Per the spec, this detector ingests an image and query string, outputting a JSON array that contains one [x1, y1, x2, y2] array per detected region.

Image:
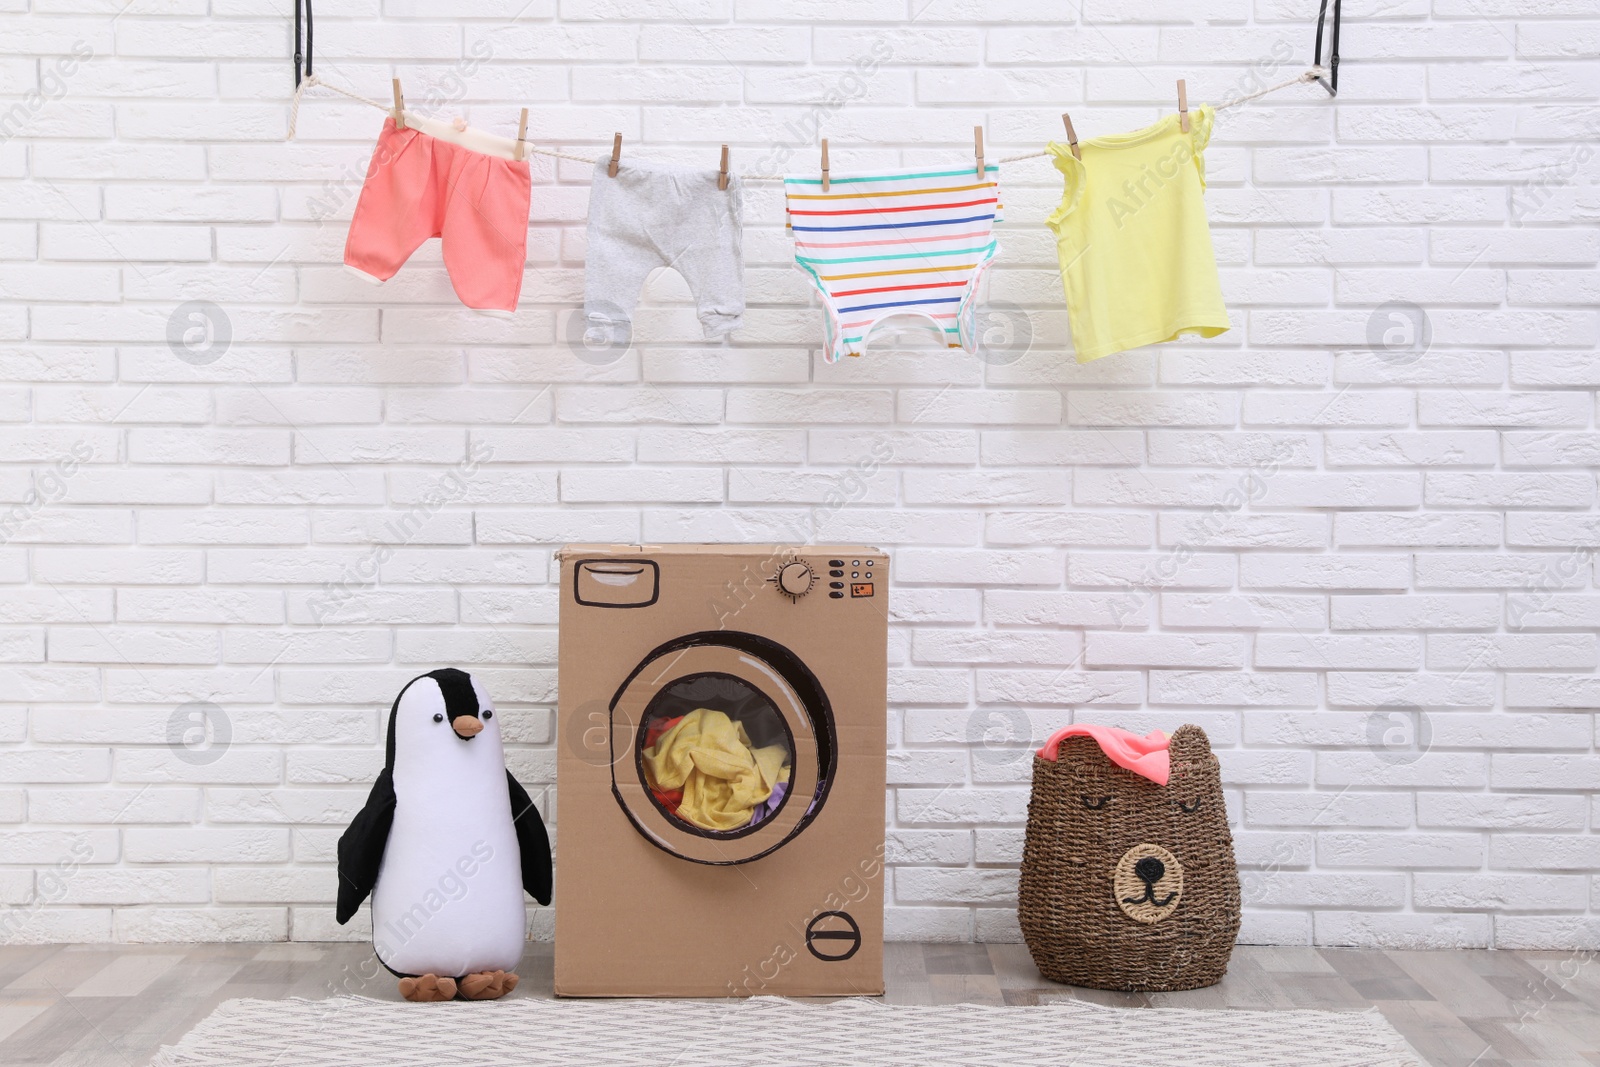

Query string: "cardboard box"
[[555, 544, 888, 997]]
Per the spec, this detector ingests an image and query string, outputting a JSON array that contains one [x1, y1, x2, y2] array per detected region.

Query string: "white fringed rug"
[[149, 994, 1422, 1066]]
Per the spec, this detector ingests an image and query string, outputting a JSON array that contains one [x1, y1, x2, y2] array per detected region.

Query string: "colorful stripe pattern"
[[784, 165, 1002, 362]]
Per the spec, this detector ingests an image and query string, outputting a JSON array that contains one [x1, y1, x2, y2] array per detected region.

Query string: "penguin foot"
[[458, 970, 519, 1000], [398, 974, 457, 1002]]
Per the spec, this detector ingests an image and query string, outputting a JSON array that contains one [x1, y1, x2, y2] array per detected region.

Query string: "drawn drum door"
[[607, 630, 837, 865]]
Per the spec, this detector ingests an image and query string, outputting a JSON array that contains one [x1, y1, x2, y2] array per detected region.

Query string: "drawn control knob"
[[776, 561, 816, 598]]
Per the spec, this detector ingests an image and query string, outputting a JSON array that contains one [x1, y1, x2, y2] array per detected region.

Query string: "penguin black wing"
[[506, 771, 553, 906], [336, 768, 396, 924]]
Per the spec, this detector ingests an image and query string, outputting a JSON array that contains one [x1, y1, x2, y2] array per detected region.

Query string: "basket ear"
[[1052, 733, 1107, 770], [1167, 723, 1213, 765]]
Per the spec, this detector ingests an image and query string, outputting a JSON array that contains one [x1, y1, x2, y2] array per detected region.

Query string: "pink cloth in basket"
[[1036, 724, 1170, 786]]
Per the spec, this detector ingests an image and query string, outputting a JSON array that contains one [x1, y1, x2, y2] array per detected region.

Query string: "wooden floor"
[[0, 942, 1595, 1066]]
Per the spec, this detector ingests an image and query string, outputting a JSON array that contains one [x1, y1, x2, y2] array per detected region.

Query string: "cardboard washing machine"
[[555, 544, 887, 997]]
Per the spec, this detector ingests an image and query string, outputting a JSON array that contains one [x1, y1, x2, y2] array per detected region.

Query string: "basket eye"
[[1177, 798, 1201, 813], [1081, 795, 1111, 810]]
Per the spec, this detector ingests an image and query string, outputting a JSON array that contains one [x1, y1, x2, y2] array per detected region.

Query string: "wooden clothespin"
[[513, 108, 527, 163], [608, 132, 622, 177], [717, 144, 729, 190], [974, 125, 985, 180], [1177, 79, 1189, 133], [391, 77, 406, 130], [820, 138, 829, 192], [1062, 113, 1080, 160]]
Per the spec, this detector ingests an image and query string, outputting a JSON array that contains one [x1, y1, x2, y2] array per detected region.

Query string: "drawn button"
[[805, 910, 862, 962]]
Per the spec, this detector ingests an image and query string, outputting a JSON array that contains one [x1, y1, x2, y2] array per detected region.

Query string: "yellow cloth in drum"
[[642, 708, 791, 832]]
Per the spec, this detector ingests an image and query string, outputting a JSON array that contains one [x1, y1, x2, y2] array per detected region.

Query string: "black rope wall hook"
[[293, 0, 314, 88], [1313, 0, 1341, 96]]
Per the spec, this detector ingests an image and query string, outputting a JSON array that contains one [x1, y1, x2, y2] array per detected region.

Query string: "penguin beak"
[[451, 716, 484, 739]]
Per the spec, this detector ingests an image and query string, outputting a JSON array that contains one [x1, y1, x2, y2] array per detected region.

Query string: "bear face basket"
[[1017, 723, 1240, 992]]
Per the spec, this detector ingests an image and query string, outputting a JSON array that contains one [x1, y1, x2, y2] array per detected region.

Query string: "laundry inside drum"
[[638, 674, 795, 834]]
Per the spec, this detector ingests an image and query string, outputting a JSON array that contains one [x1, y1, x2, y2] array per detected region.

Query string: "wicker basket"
[[1017, 723, 1240, 992]]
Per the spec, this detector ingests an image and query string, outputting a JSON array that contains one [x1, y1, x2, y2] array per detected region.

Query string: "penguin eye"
[[432, 713, 443, 723], [482, 710, 492, 720]]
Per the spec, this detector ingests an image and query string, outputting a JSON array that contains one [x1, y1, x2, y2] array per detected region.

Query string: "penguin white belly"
[[371, 785, 526, 978]]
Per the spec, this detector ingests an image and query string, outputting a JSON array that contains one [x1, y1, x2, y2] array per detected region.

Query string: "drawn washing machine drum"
[[609, 631, 837, 865]]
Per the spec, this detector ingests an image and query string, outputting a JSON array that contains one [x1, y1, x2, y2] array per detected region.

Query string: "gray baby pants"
[[583, 158, 745, 343]]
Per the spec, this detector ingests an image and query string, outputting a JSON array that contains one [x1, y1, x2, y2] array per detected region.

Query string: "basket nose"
[[1114, 843, 1184, 925]]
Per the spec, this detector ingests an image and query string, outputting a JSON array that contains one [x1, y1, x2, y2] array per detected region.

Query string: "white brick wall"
[[0, 1, 1597, 951]]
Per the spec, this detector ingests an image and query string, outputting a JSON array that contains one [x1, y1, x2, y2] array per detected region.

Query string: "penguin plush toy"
[[336, 668, 552, 1002]]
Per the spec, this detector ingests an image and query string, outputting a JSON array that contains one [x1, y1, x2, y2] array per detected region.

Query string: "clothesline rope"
[[287, 68, 1327, 178]]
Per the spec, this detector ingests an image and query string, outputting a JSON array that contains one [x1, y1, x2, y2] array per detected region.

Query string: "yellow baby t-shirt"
[[1046, 105, 1230, 363]]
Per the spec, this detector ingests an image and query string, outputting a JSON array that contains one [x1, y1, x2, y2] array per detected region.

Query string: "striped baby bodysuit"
[[784, 165, 1002, 362]]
